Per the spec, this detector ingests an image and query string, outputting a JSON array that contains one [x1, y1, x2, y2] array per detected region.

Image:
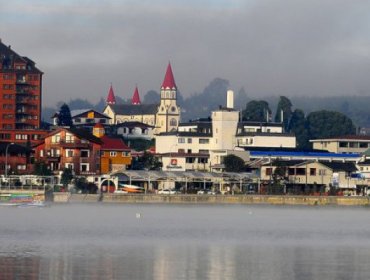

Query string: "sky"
[[1, 0, 370, 107]]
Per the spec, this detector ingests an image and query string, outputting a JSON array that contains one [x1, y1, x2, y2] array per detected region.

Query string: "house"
[[310, 135, 370, 154], [92, 124, 132, 174], [115, 121, 155, 140], [260, 160, 363, 195], [103, 63, 181, 134], [34, 127, 103, 176], [0, 142, 32, 175]]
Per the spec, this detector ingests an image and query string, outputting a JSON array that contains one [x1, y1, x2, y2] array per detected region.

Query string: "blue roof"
[[250, 150, 360, 158]]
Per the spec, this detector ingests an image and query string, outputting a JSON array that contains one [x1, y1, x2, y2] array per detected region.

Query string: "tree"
[[274, 96, 293, 131], [61, 168, 74, 188], [143, 90, 160, 104], [242, 100, 271, 122], [288, 109, 310, 150], [57, 103, 73, 127], [223, 154, 245, 172], [140, 152, 162, 170], [34, 162, 53, 176], [306, 110, 356, 140]]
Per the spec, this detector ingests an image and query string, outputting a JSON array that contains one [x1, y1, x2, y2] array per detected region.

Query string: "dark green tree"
[[143, 90, 160, 104], [140, 152, 162, 170], [223, 154, 245, 172], [34, 162, 53, 176], [57, 103, 73, 127], [288, 109, 310, 150], [242, 100, 271, 122], [61, 168, 74, 188], [306, 110, 356, 140], [274, 96, 293, 131]]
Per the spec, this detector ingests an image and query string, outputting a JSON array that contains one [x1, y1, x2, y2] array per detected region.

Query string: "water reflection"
[[1, 204, 370, 279]]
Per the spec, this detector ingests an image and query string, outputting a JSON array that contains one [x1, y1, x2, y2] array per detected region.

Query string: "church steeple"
[[161, 62, 177, 90], [131, 86, 141, 105], [106, 84, 116, 105]]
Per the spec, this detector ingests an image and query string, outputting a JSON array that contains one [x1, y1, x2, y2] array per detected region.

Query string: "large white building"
[[156, 90, 296, 171]]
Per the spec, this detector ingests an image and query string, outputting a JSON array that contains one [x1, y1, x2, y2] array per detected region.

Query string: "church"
[[103, 63, 181, 134]]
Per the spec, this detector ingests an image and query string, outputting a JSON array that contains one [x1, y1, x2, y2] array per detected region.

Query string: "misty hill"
[[42, 78, 370, 129]]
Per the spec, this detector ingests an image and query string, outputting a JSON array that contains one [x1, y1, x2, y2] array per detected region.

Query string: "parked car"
[[158, 189, 178, 195]]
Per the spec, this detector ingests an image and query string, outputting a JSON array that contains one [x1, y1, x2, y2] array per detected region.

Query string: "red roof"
[[101, 136, 130, 151], [161, 62, 177, 89], [131, 86, 141, 105], [106, 85, 116, 104]]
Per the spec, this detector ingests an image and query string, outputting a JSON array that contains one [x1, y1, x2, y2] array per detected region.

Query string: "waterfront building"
[[0, 39, 47, 144], [92, 123, 132, 173], [115, 121, 155, 141], [0, 142, 32, 175], [103, 63, 181, 134], [310, 135, 370, 154], [156, 90, 296, 171]]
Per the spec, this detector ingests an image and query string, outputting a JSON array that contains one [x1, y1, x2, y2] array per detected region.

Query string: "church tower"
[[106, 84, 116, 105], [131, 86, 141, 105], [156, 63, 180, 133]]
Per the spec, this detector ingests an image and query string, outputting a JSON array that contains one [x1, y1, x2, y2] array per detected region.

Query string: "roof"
[[161, 62, 177, 89], [111, 170, 257, 182], [319, 162, 358, 172], [0, 40, 42, 73], [131, 86, 141, 105], [310, 135, 370, 142], [42, 127, 103, 144], [72, 109, 110, 119], [106, 85, 116, 105], [100, 136, 130, 151], [238, 121, 283, 128], [115, 121, 154, 129], [109, 104, 158, 115]]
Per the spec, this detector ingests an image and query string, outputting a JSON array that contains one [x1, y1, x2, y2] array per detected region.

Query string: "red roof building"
[[106, 85, 116, 105], [131, 86, 141, 105], [161, 62, 177, 90]]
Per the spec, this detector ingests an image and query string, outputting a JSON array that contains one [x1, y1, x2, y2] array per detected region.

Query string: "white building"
[[156, 90, 296, 171]]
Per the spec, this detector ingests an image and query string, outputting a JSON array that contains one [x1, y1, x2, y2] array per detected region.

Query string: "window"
[[65, 163, 74, 169], [199, 150, 209, 154], [171, 106, 176, 112], [186, 157, 195, 163], [187, 138, 192, 143], [122, 151, 129, 156], [187, 149, 192, 154], [66, 133, 74, 143], [17, 165, 26, 170], [360, 142, 368, 148], [199, 158, 208, 164], [110, 151, 117, 157], [81, 150, 89, 157], [40, 150, 44, 157], [199, 138, 209, 144], [310, 168, 316, 176], [178, 138, 185, 144], [80, 163, 89, 172], [65, 149, 74, 157], [170, 118, 177, 126], [51, 134, 61, 143], [265, 168, 272, 176], [74, 118, 81, 123]]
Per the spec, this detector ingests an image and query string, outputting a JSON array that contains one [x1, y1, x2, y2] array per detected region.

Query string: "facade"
[[0, 40, 43, 130], [0, 142, 32, 175], [260, 160, 366, 195], [311, 135, 370, 154], [34, 127, 103, 176], [116, 121, 154, 140], [156, 91, 296, 171], [93, 124, 132, 174], [103, 63, 180, 134]]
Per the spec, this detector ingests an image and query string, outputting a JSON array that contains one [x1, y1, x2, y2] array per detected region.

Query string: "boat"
[[117, 184, 144, 193]]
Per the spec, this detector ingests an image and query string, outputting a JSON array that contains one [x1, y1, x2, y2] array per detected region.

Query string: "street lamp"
[[5, 142, 14, 178]]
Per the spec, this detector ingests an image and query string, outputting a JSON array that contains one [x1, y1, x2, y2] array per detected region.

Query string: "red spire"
[[131, 86, 141, 105], [106, 85, 116, 105], [161, 62, 177, 89]]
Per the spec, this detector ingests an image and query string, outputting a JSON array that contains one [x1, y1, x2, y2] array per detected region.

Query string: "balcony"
[[59, 140, 91, 149]]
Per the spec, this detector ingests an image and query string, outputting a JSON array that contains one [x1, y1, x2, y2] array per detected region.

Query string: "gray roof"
[[110, 104, 158, 115]]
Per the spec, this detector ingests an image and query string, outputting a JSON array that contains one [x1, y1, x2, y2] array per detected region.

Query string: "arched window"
[[170, 118, 177, 126], [171, 106, 176, 112]]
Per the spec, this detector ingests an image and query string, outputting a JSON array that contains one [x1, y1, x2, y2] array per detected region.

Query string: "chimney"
[[227, 90, 234, 109]]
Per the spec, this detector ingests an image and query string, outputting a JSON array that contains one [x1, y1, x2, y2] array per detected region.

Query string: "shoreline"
[[53, 193, 370, 206]]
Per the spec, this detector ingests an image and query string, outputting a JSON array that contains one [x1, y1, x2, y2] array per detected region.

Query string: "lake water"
[[1, 203, 370, 279]]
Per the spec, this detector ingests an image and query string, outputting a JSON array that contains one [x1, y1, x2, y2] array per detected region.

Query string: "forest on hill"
[[42, 78, 370, 130]]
